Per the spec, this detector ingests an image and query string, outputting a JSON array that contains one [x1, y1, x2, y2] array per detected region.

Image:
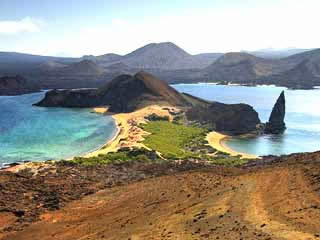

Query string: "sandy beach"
[[85, 105, 178, 158], [90, 105, 258, 160], [206, 131, 259, 159], [92, 107, 109, 114]]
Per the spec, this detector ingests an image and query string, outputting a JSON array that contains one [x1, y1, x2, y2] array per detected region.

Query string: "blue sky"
[[0, 0, 319, 57]]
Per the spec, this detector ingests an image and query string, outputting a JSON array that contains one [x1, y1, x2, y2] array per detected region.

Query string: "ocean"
[[0, 92, 117, 166], [173, 84, 320, 156]]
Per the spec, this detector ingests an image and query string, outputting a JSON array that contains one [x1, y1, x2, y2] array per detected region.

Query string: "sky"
[[0, 0, 319, 57]]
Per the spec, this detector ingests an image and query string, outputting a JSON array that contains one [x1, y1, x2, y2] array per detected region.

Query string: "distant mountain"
[[85, 42, 223, 70], [203, 52, 283, 83], [261, 59, 320, 89], [0, 75, 40, 95], [122, 42, 190, 69], [2, 44, 320, 89], [121, 43, 223, 69], [61, 60, 104, 75], [0, 52, 77, 64], [193, 53, 224, 63], [36, 61, 67, 71], [283, 48, 320, 67], [83, 53, 123, 64], [29, 60, 108, 89], [244, 48, 313, 59]]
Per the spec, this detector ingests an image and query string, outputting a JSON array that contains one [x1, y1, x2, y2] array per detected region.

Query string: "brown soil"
[[1, 153, 320, 240]]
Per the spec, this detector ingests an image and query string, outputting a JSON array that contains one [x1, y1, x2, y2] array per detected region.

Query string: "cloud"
[[0, 17, 44, 35]]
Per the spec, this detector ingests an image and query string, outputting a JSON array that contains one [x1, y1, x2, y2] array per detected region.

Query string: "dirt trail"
[[2, 161, 320, 240]]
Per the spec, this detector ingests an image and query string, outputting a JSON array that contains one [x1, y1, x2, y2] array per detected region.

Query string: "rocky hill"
[[0, 75, 40, 95], [36, 61, 67, 72], [60, 60, 104, 75], [29, 60, 109, 89], [203, 52, 284, 84], [85, 42, 223, 70], [34, 71, 190, 112], [261, 59, 320, 89], [186, 100, 261, 135]]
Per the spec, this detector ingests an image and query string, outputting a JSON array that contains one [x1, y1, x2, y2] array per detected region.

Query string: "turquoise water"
[[0, 92, 117, 165], [173, 84, 320, 156], [1, 86, 319, 164]]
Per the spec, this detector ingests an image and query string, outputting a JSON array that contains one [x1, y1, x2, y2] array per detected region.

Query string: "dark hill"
[[98, 71, 189, 112], [0, 75, 40, 96], [186, 101, 261, 135], [283, 48, 320, 67], [261, 60, 320, 89], [122, 42, 191, 69], [61, 60, 104, 75], [36, 61, 66, 71], [203, 52, 283, 83], [34, 71, 189, 112]]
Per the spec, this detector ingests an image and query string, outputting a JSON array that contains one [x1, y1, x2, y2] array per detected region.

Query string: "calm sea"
[[173, 84, 320, 156], [0, 92, 117, 165]]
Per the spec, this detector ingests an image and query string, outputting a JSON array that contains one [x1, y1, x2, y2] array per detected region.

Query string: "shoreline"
[[1, 105, 258, 172], [88, 106, 259, 159], [76, 117, 121, 158], [206, 131, 259, 159], [84, 105, 178, 158]]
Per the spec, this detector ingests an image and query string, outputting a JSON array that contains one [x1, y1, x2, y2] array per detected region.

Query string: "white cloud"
[[0, 17, 44, 35]]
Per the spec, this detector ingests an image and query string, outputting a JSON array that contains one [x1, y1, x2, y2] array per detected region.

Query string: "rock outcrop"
[[186, 102, 261, 136], [264, 91, 286, 134], [0, 75, 40, 96]]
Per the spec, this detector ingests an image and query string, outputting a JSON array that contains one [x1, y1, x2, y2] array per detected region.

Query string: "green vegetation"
[[141, 120, 250, 166], [141, 120, 208, 159], [71, 148, 161, 166], [69, 116, 252, 167], [208, 157, 249, 166], [145, 113, 169, 122]]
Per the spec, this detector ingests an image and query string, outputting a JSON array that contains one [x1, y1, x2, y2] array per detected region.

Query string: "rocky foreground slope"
[[1, 152, 320, 240]]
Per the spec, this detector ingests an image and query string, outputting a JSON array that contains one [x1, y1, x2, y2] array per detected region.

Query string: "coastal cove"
[[0, 92, 117, 166], [1, 83, 320, 167], [173, 83, 320, 156]]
